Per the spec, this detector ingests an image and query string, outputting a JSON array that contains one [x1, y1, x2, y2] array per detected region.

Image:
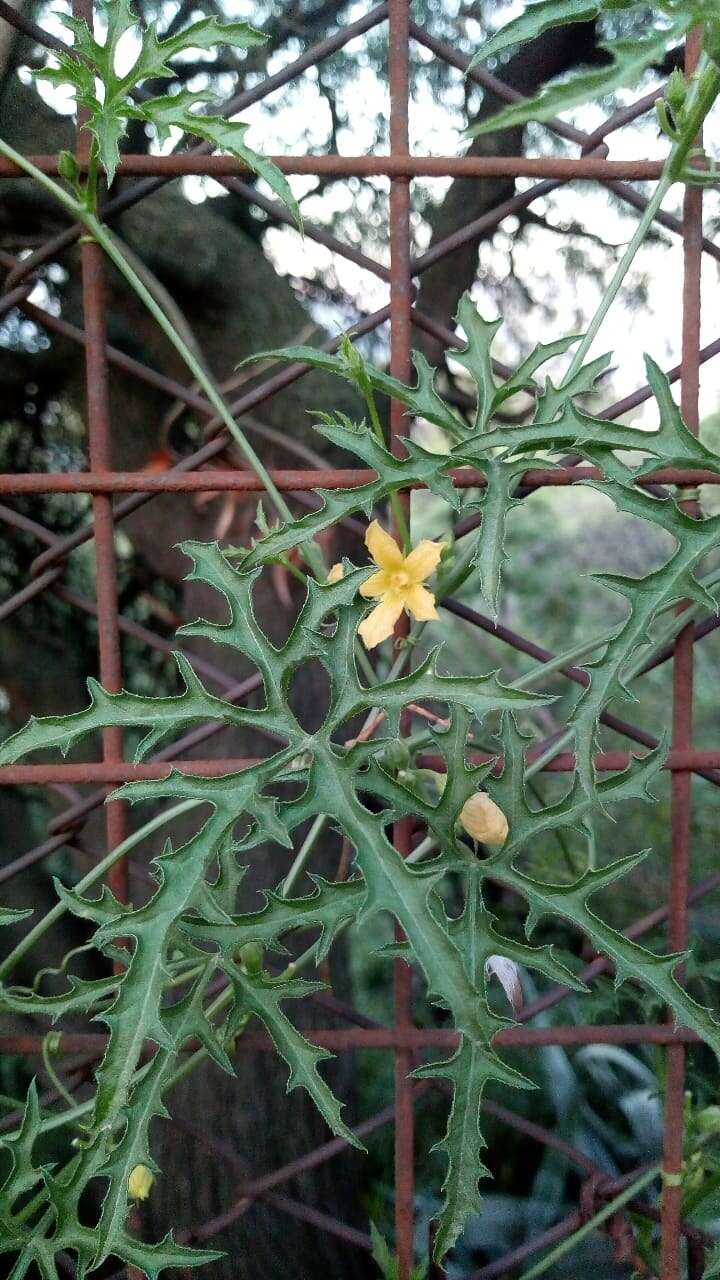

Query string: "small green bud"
[[58, 150, 80, 185], [382, 740, 410, 772], [667, 67, 688, 117], [239, 941, 264, 975], [340, 333, 363, 375]]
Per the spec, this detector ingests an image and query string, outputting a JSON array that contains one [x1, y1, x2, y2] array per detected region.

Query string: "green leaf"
[[370, 1221, 429, 1278], [370, 1221, 399, 1280], [242, 295, 589, 440], [0, 1080, 44, 1241], [452, 294, 501, 432], [120, 1233, 224, 1279], [0, 649, 284, 765], [468, 0, 603, 67], [227, 426, 454, 568], [156, 16, 265, 59], [224, 961, 361, 1148], [239, 342, 467, 439], [125, 16, 264, 85], [421, 1040, 495, 1258], [469, 25, 690, 135], [422, 860, 569, 1259], [461, 455, 532, 617], [181, 875, 365, 959], [497, 856, 720, 1060], [0, 972, 119, 1020], [6, 309, 720, 1268], [0, 906, 32, 926], [132, 98, 300, 228], [495, 333, 582, 409], [532, 352, 612, 421], [37, 2, 296, 227]]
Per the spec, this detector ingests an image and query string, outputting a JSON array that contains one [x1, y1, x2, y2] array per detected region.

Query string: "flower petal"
[[404, 538, 445, 583], [404, 584, 439, 622], [358, 595, 404, 649], [365, 520, 404, 571], [326, 563, 344, 584], [359, 569, 391, 599]]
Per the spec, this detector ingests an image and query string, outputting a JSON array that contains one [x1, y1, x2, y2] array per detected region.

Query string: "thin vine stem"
[[0, 135, 327, 580], [562, 55, 720, 386], [518, 1164, 660, 1280], [0, 798, 202, 981]]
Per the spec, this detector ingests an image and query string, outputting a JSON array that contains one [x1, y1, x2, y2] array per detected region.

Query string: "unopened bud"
[[459, 793, 508, 847], [667, 67, 688, 117], [58, 150, 80, 185], [382, 740, 410, 772], [239, 942, 264, 975], [128, 1165, 154, 1200]]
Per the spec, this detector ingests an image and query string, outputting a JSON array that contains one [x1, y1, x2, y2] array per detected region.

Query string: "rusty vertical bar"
[[388, 2, 415, 1277], [74, 0, 128, 903], [660, 26, 704, 1280]]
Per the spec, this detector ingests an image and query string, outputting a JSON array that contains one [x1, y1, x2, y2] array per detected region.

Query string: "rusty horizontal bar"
[[0, 1024, 699, 1058], [0, 759, 264, 784], [3, 463, 720, 495], [3, 747, 720, 786], [0, 154, 667, 180]]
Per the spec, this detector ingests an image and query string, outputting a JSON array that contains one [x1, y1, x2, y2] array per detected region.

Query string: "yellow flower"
[[459, 793, 508, 847], [128, 1164, 155, 1201], [326, 562, 344, 584], [358, 521, 445, 649]]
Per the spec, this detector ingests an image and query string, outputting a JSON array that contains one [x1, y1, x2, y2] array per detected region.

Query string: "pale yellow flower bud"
[[128, 1164, 155, 1201], [326, 563, 344, 584], [459, 793, 508, 847]]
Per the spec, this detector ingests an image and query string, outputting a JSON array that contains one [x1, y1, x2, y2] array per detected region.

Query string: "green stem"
[[282, 814, 327, 897], [518, 1164, 659, 1280], [41, 1034, 77, 1111], [406, 834, 437, 864], [524, 727, 573, 783], [361, 381, 411, 552], [0, 799, 202, 981], [562, 56, 720, 386], [0, 135, 326, 582], [527, 776, 578, 875], [561, 173, 673, 386], [85, 212, 328, 575]]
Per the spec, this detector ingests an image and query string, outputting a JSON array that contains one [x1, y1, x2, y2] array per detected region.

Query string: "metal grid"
[[0, 2, 716, 1276]]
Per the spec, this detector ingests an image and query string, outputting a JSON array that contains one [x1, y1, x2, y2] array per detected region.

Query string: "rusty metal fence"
[[0, 2, 717, 1276]]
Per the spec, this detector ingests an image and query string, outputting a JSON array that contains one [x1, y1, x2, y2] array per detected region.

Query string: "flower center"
[[389, 569, 411, 591]]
